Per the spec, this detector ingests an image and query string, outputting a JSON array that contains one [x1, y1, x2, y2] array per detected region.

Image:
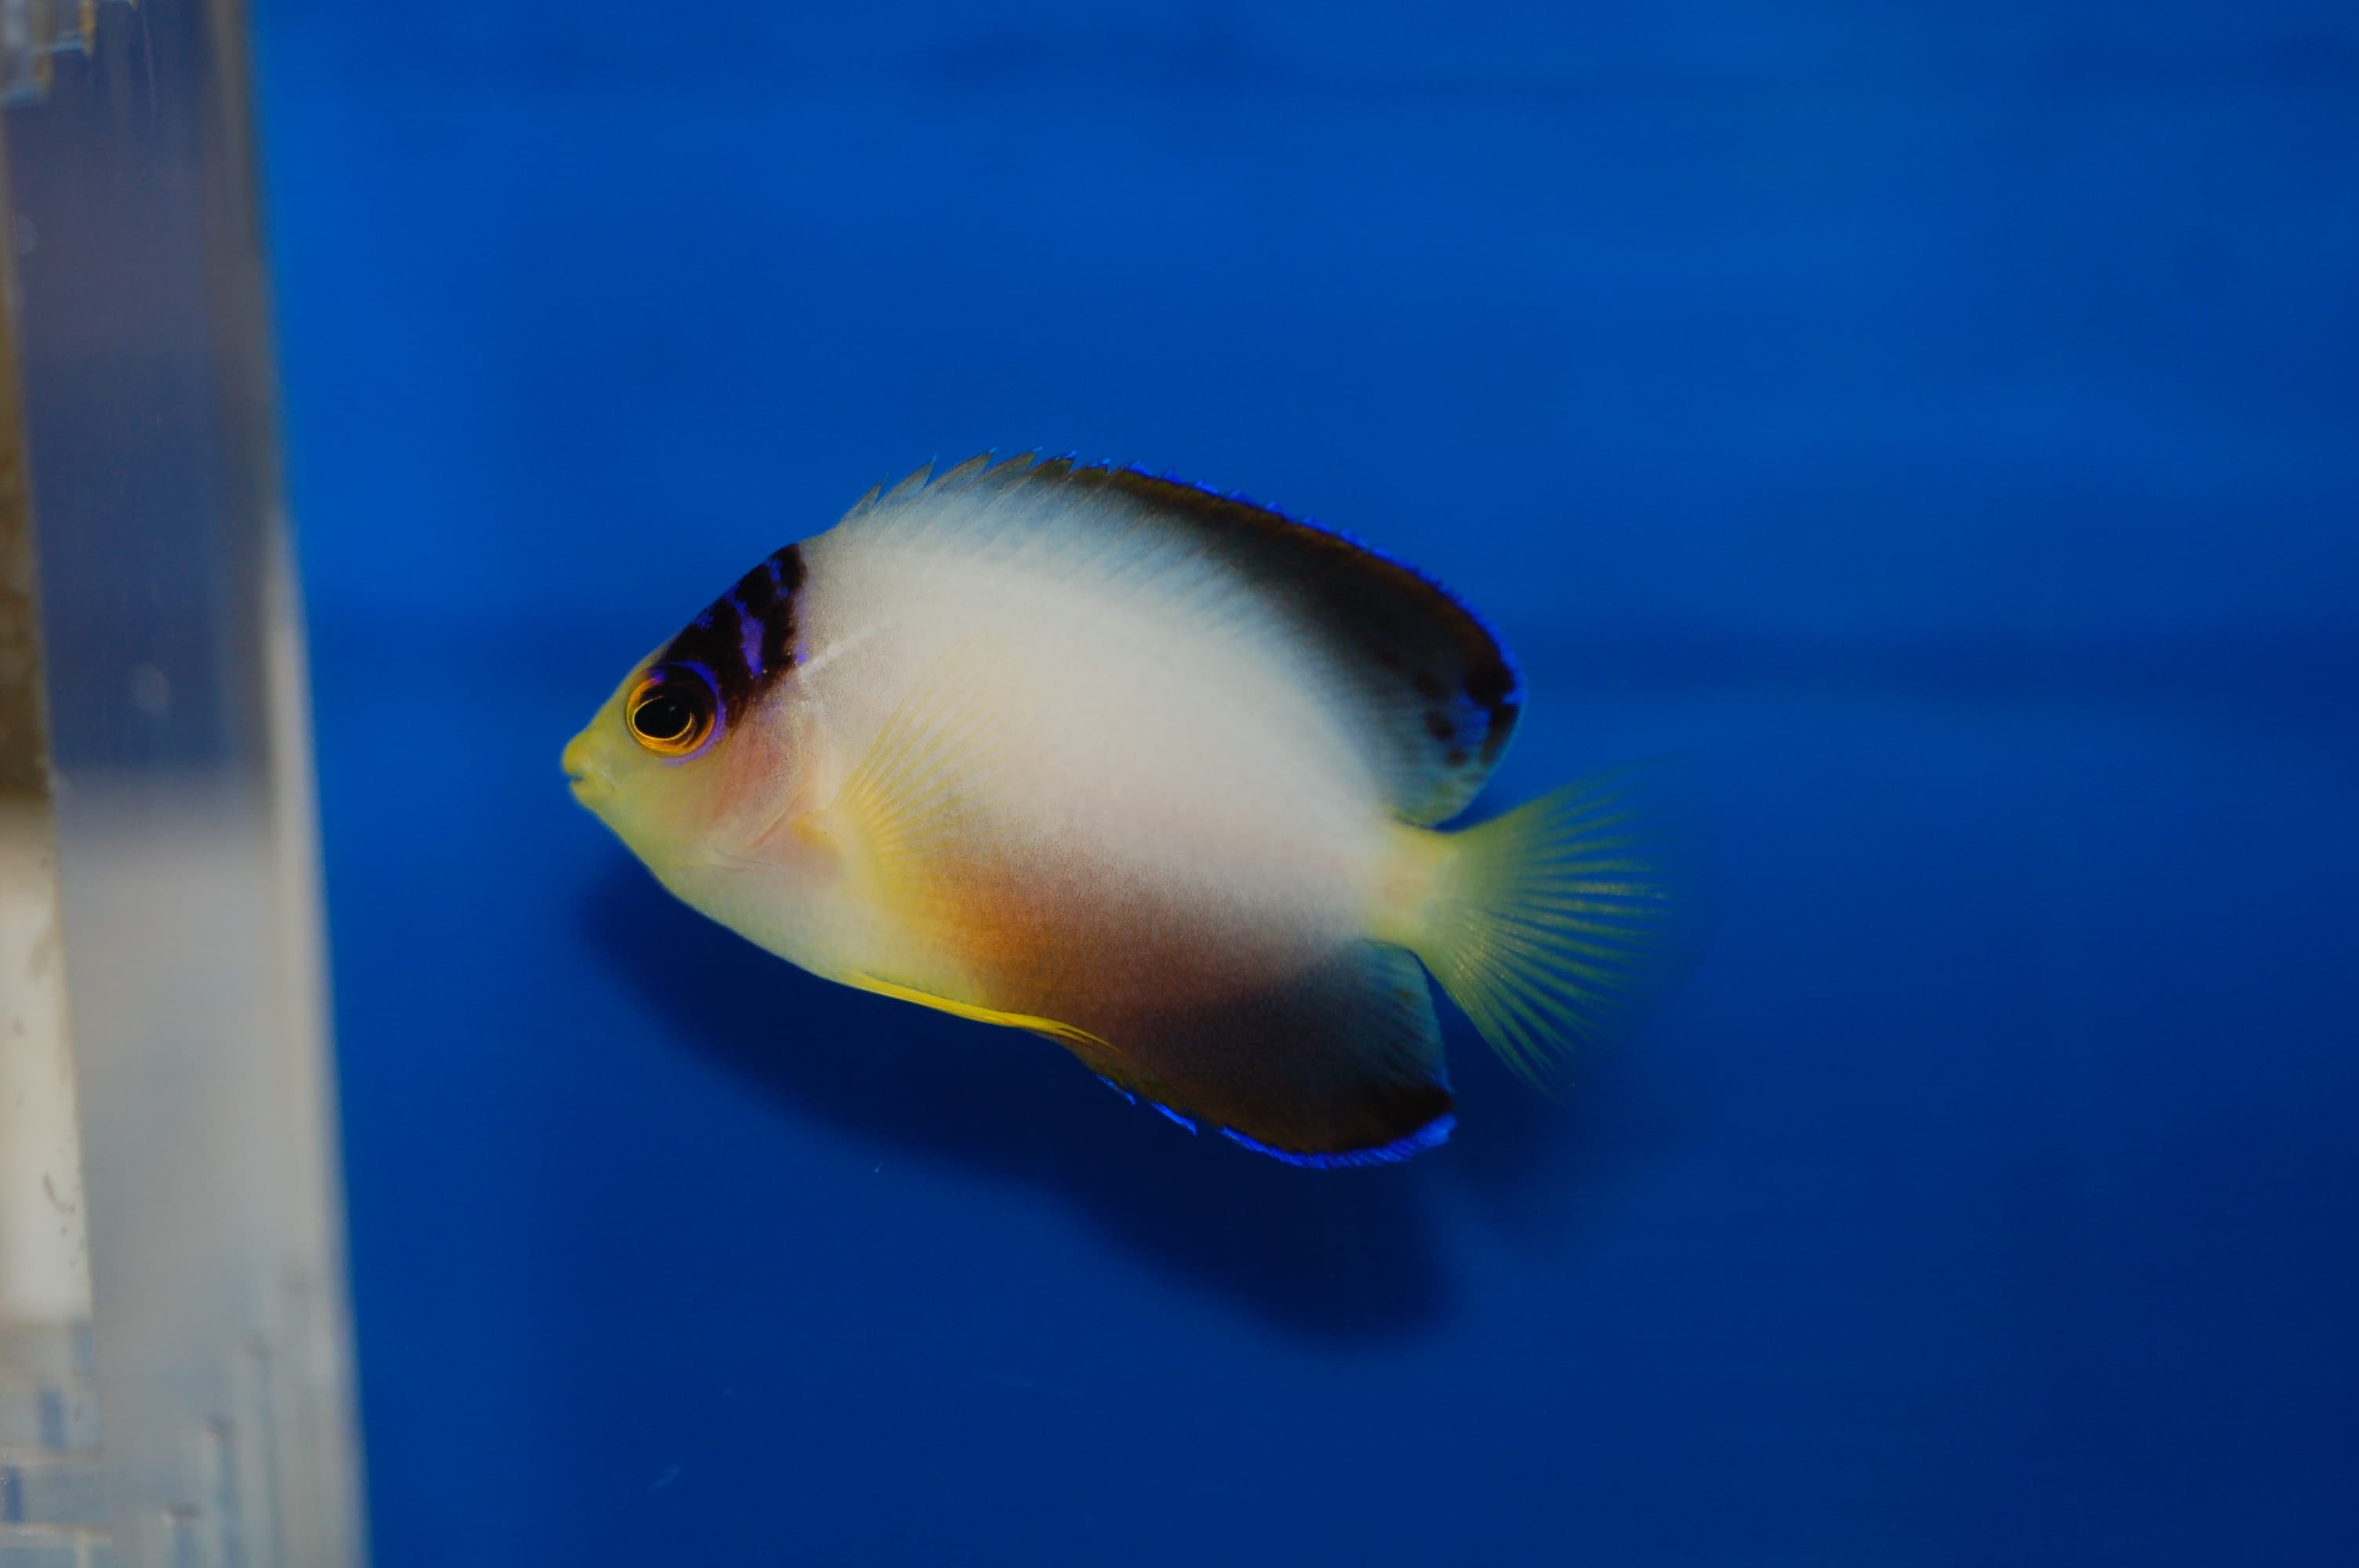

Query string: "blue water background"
[[253, 3, 2357, 1563]]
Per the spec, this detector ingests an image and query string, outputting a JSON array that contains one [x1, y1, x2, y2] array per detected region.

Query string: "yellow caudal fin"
[[1398, 765, 1696, 1087]]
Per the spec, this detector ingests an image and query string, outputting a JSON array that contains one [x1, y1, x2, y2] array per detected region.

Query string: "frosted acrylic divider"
[[0, 2, 366, 1566]]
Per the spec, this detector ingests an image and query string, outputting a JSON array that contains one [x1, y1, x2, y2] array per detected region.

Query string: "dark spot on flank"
[[1423, 711, 1456, 742]]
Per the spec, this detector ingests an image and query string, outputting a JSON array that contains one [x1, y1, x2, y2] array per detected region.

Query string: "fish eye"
[[625, 665, 718, 757]]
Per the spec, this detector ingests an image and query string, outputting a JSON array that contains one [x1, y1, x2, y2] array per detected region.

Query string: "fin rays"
[[829, 637, 1012, 898], [1408, 766, 1695, 1087]]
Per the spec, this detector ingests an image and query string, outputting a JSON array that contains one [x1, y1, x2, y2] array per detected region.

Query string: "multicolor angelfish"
[[563, 455, 1684, 1167]]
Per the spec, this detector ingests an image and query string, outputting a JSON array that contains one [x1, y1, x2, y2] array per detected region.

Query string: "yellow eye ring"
[[625, 665, 718, 757]]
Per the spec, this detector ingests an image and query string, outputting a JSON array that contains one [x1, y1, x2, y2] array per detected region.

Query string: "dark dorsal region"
[[850, 455, 1527, 826], [656, 544, 805, 727], [1096, 466, 1525, 791]]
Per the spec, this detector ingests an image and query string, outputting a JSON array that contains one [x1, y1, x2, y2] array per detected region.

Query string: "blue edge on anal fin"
[[1095, 1077, 1456, 1168]]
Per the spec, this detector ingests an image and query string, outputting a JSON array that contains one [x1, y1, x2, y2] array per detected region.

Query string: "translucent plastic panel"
[[0, 2, 364, 1564]]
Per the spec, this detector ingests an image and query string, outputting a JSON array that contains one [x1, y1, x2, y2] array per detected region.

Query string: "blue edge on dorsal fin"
[[1095, 1078, 1456, 1168]]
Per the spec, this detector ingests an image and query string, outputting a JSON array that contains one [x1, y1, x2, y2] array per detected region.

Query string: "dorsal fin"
[[833, 453, 1525, 825]]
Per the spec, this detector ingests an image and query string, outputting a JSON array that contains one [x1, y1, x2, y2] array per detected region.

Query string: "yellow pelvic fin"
[[841, 971, 1114, 1055]]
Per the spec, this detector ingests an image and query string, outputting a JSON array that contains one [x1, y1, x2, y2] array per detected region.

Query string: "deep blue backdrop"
[[252, 3, 2357, 1563]]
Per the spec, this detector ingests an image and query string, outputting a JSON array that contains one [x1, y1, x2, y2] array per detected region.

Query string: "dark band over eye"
[[625, 663, 719, 757]]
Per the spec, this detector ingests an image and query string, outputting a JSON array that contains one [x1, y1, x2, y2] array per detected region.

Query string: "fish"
[[562, 454, 1685, 1167]]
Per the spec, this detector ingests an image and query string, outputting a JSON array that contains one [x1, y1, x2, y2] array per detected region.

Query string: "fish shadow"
[[580, 855, 1691, 1340], [580, 865, 1485, 1340]]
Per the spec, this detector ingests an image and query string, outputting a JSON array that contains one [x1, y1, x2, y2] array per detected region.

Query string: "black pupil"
[[632, 691, 698, 742]]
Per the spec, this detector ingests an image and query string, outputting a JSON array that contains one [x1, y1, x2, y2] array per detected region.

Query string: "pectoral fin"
[[820, 639, 1099, 1045], [825, 636, 1020, 913]]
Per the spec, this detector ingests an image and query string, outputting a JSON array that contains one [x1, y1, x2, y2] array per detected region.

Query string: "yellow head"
[[563, 656, 732, 866], [562, 545, 815, 895]]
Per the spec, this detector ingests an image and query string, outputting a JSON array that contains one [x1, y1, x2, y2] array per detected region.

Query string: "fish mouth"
[[566, 770, 615, 812], [561, 732, 610, 805]]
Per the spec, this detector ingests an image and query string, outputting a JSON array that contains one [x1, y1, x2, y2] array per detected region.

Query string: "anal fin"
[[1085, 939, 1456, 1166]]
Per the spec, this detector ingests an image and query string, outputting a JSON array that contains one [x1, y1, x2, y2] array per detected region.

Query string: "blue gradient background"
[[254, 3, 2357, 1563]]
